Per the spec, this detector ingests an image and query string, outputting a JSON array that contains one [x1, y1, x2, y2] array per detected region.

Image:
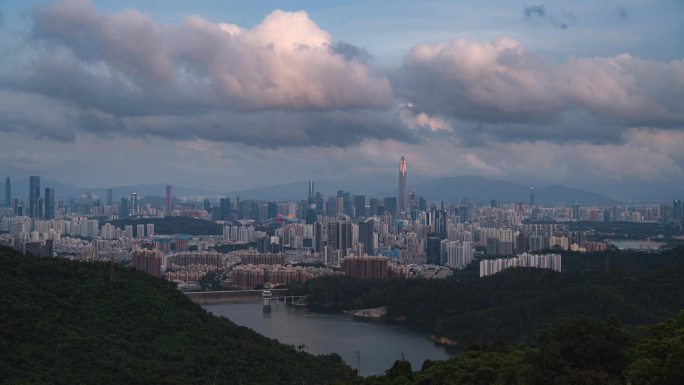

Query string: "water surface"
[[203, 302, 459, 376]]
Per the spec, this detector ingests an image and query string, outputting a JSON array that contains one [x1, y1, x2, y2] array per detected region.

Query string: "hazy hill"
[[225, 176, 617, 205], [0, 246, 357, 384], [408, 176, 618, 205], [4, 175, 636, 205], [8, 179, 221, 201]]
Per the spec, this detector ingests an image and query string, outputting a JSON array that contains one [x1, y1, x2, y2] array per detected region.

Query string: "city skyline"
[[0, 0, 683, 194], [2, 2, 683, 383]]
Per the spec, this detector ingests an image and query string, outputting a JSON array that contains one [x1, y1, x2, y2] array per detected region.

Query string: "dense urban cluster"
[[1, 158, 683, 290]]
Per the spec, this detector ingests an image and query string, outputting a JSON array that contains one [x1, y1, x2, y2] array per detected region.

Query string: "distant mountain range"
[[8, 179, 221, 202], [225, 176, 617, 206], [410, 176, 618, 205], [5, 175, 680, 205]]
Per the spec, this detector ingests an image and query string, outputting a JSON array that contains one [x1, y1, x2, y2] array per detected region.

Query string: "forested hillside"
[[0, 246, 357, 384], [362, 313, 684, 385], [291, 247, 684, 344]]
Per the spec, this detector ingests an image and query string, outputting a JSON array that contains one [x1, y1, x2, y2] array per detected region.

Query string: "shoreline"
[[344, 306, 388, 319], [431, 335, 459, 346]]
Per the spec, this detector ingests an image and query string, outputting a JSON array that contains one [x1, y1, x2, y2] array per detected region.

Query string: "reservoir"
[[203, 302, 459, 376]]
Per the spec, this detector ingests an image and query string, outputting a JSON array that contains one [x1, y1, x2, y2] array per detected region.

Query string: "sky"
[[0, 0, 683, 196]]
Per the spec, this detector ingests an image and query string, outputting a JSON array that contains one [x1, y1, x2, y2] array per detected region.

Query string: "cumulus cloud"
[[2, 0, 683, 154], [0, 0, 400, 147], [29, 0, 392, 110], [396, 36, 684, 143]]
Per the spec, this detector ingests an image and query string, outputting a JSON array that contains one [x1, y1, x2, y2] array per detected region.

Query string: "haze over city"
[[1, 0, 683, 197], [2, 1, 684, 384]]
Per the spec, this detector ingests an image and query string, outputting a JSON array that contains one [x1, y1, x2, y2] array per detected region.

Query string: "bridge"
[[268, 295, 307, 304], [184, 289, 306, 305]]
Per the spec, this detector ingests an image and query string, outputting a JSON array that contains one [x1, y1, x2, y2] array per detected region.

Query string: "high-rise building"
[[4, 177, 11, 208], [434, 209, 447, 239], [327, 221, 352, 256], [132, 250, 163, 276], [307, 181, 315, 206], [314, 222, 323, 253], [120, 197, 130, 218], [29, 176, 40, 218], [44, 188, 55, 220], [342, 256, 388, 279], [572, 203, 580, 221], [529, 187, 535, 206], [106, 188, 113, 206], [130, 192, 138, 214], [369, 198, 379, 217], [354, 195, 366, 218], [136, 224, 146, 239], [384, 197, 398, 219], [220, 197, 231, 220], [358, 219, 375, 255], [398, 156, 407, 214], [673, 199, 682, 221], [165, 185, 173, 213]]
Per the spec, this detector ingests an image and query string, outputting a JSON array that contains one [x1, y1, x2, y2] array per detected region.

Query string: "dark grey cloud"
[[523, 4, 546, 18], [617, 6, 627, 19], [100, 109, 420, 148], [331, 41, 372, 63], [523, 3, 576, 29]]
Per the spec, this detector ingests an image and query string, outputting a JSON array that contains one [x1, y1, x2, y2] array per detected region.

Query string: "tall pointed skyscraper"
[[398, 156, 408, 214]]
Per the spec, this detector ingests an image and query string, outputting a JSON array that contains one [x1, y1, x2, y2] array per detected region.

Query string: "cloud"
[[1, 0, 683, 154], [395, 37, 684, 143], [28, 1, 392, 111], [617, 6, 627, 19], [0, 0, 401, 147], [396, 37, 559, 124], [523, 4, 577, 30]]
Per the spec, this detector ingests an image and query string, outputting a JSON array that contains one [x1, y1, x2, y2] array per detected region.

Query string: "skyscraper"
[[307, 181, 315, 206], [434, 209, 447, 239], [220, 197, 231, 220], [120, 197, 129, 218], [529, 187, 535, 206], [106, 188, 113, 206], [398, 156, 407, 214], [4, 177, 10, 208], [130, 192, 138, 214], [354, 195, 366, 218], [673, 199, 682, 220], [384, 196, 397, 219], [29, 176, 40, 218], [572, 203, 580, 221], [358, 219, 375, 255], [165, 185, 173, 213], [44, 188, 55, 220]]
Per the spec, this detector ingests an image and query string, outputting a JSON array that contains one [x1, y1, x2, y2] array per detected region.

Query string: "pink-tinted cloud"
[[30, 0, 392, 111], [397, 37, 684, 128]]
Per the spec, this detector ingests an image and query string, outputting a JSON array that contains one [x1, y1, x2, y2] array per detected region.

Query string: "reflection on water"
[[203, 302, 459, 376]]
